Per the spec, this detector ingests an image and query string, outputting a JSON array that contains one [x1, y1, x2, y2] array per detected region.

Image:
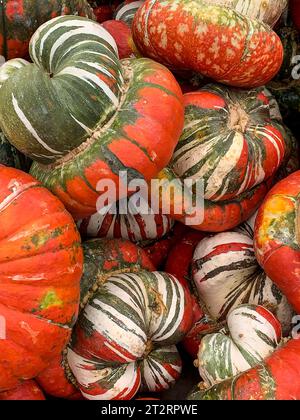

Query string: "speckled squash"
[[0, 0, 94, 60], [0, 16, 184, 220], [0, 166, 83, 391], [196, 305, 281, 389], [36, 239, 193, 400], [167, 84, 290, 231], [132, 0, 283, 88], [0, 380, 45, 400], [204, 0, 287, 27]]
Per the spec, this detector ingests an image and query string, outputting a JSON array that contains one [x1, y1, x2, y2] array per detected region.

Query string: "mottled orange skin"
[[0, 166, 83, 391], [254, 170, 300, 314], [132, 0, 283, 88], [0, 380, 45, 400]]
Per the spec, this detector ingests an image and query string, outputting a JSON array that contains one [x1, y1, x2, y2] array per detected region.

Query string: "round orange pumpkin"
[[0, 165, 83, 391]]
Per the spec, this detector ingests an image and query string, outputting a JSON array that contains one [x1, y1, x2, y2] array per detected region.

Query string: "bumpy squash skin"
[[36, 239, 154, 399], [0, 166, 83, 391], [0, 0, 94, 59], [132, 0, 283, 88]]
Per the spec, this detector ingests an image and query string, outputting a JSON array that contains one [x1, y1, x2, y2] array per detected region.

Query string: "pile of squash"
[[0, 0, 299, 401]]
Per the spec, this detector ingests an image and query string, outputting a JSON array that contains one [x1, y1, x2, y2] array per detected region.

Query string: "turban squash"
[[0, 166, 83, 391], [36, 239, 193, 400], [192, 230, 293, 334], [165, 218, 293, 359], [0, 15, 184, 220], [0, 0, 94, 60], [196, 304, 282, 389], [132, 0, 283, 88], [164, 84, 291, 231], [189, 172, 300, 400]]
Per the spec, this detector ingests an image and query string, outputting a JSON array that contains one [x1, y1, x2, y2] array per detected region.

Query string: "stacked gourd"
[[0, 2, 187, 400]]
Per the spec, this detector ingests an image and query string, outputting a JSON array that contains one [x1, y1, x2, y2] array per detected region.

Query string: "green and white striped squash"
[[192, 230, 293, 334], [196, 304, 282, 388], [0, 16, 184, 220], [68, 269, 193, 399], [0, 17, 122, 162], [169, 84, 291, 231]]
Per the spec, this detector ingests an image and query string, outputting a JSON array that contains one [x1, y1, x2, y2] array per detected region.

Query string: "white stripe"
[[70, 114, 93, 134], [0, 181, 37, 213], [78, 60, 117, 80], [150, 273, 185, 342], [85, 299, 146, 358], [115, 1, 144, 20], [11, 94, 62, 155], [57, 66, 119, 106]]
